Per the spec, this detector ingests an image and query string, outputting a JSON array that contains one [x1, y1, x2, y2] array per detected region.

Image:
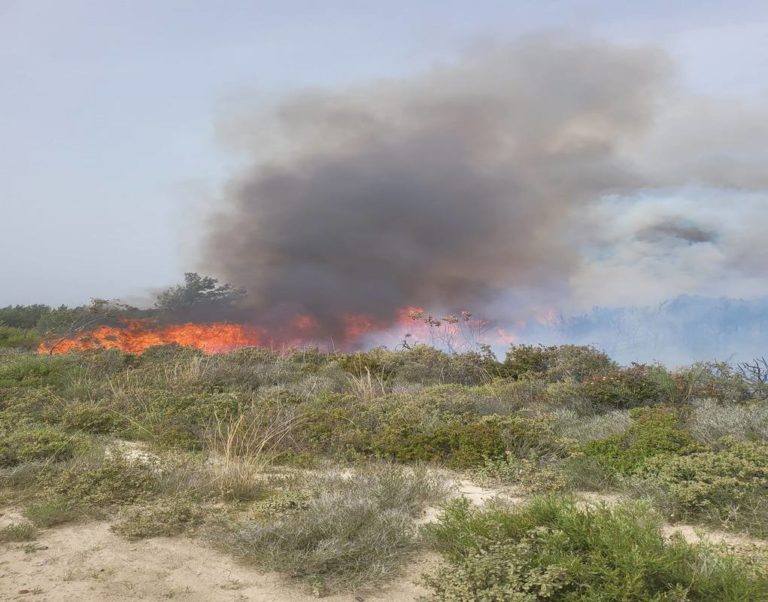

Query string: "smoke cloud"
[[204, 35, 768, 339]]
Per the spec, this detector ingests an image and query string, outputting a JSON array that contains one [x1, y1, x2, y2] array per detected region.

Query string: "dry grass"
[[205, 406, 302, 501], [347, 365, 388, 401], [212, 464, 447, 593], [688, 398, 768, 444]]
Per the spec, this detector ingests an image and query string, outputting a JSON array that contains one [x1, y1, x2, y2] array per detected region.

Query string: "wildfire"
[[38, 307, 524, 355], [38, 320, 265, 355]]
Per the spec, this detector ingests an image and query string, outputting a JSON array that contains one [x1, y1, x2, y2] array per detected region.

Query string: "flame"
[[38, 320, 265, 355], [38, 305, 529, 355]]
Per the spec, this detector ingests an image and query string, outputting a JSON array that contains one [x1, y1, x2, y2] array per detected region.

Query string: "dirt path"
[[0, 519, 436, 602]]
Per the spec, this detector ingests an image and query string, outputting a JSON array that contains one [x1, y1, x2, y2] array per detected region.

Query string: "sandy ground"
[[0, 515, 437, 602], [3, 480, 764, 602]]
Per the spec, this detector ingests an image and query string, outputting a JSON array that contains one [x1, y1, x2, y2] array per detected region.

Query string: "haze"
[[1, 1, 767, 311]]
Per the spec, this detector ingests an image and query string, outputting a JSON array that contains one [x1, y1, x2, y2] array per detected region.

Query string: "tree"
[[154, 273, 245, 315]]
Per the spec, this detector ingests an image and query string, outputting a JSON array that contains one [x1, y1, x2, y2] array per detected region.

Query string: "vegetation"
[[0, 323, 766, 597], [212, 465, 446, 593], [423, 496, 768, 601]]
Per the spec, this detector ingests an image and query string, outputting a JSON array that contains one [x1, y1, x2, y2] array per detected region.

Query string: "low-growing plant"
[[559, 453, 619, 491], [582, 406, 701, 475], [23, 496, 81, 527], [581, 363, 674, 409], [503, 344, 616, 383], [0, 521, 38, 542], [423, 496, 768, 601], [636, 439, 768, 536], [0, 426, 87, 467], [687, 398, 768, 444], [213, 465, 446, 593], [24, 452, 158, 526], [61, 402, 123, 434], [549, 408, 631, 442], [112, 497, 207, 539], [0, 325, 40, 350], [476, 453, 567, 493]]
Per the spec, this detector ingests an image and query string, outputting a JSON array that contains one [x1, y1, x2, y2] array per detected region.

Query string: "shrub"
[[582, 407, 701, 475], [62, 402, 122, 434], [217, 465, 445, 592], [371, 414, 568, 469], [676, 362, 752, 403], [112, 497, 206, 539], [423, 496, 768, 601], [545, 345, 617, 383], [0, 354, 77, 388], [204, 406, 300, 501], [581, 364, 674, 409], [637, 439, 768, 536], [560, 453, 619, 491], [0, 304, 52, 329], [25, 453, 159, 526], [0, 326, 40, 350], [476, 454, 567, 493], [355, 345, 494, 386], [0, 426, 86, 467], [687, 398, 768, 444], [503, 344, 615, 383], [0, 521, 38, 542], [549, 408, 631, 442], [0, 387, 64, 427], [23, 496, 81, 527]]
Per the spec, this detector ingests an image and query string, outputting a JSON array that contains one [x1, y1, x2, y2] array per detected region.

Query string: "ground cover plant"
[[423, 496, 768, 601], [1, 339, 767, 597]]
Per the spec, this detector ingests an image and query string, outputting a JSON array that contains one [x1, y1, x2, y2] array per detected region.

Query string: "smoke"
[[636, 222, 716, 245], [203, 35, 768, 339]]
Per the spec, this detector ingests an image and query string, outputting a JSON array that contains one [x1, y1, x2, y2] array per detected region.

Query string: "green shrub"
[[0, 521, 38, 542], [423, 496, 768, 601], [676, 362, 752, 403], [344, 345, 495, 386], [23, 496, 80, 527], [476, 454, 567, 493], [62, 402, 123, 434], [0, 304, 52, 329], [0, 426, 86, 467], [0, 387, 64, 427], [25, 453, 159, 526], [582, 407, 701, 475], [549, 408, 631, 442], [0, 354, 77, 388], [560, 453, 619, 491], [637, 439, 768, 536], [372, 414, 568, 469], [112, 497, 206, 539], [581, 364, 674, 409], [0, 326, 40, 350], [503, 344, 615, 383]]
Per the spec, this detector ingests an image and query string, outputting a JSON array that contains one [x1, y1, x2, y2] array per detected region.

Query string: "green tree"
[[154, 273, 245, 315]]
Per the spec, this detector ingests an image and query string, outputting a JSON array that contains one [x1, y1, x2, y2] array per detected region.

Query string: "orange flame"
[[38, 306, 526, 355], [38, 320, 265, 355]]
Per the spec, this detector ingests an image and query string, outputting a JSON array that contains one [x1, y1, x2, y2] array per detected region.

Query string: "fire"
[[38, 306, 527, 355], [38, 320, 265, 355]]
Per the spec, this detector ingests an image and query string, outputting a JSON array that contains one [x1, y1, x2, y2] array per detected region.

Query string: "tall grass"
[[205, 406, 302, 500]]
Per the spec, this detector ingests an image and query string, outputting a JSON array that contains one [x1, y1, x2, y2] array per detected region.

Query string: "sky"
[[1, 0, 767, 308]]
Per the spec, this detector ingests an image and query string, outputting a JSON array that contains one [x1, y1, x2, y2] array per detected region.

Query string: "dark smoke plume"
[[204, 37, 673, 337]]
